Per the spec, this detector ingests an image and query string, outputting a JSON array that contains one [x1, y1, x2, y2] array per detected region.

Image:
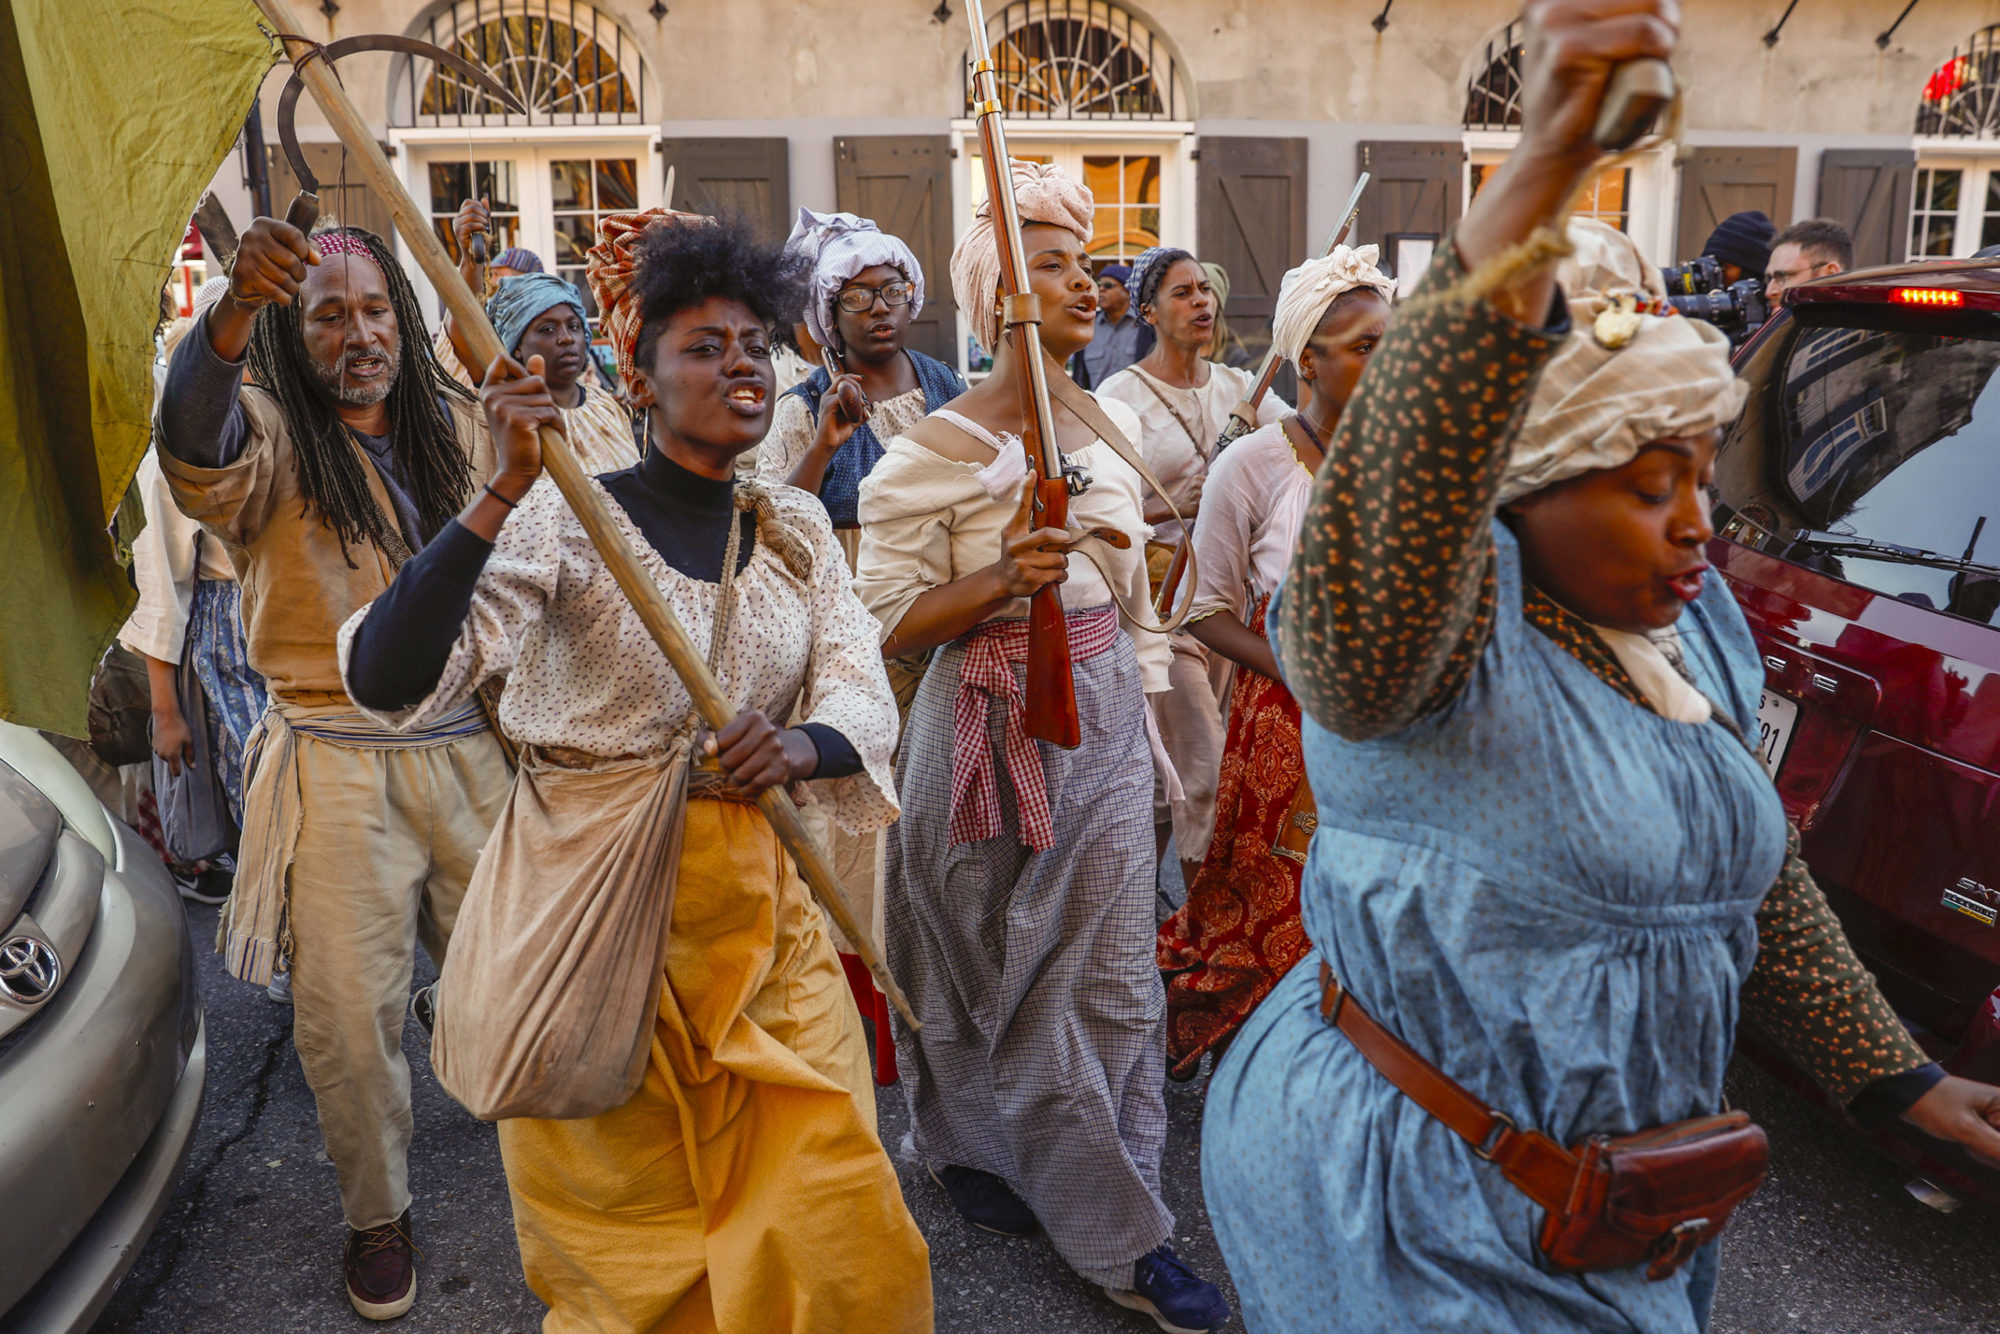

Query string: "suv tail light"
[[1892, 287, 1965, 307]]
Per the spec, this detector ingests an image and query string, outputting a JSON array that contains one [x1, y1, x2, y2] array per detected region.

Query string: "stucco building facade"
[[194, 0, 2000, 370]]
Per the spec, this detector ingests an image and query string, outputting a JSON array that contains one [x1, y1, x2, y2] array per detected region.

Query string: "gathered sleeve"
[[853, 444, 971, 646], [118, 452, 202, 662], [1741, 823, 1933, 1109], [1274, 241, 1566, 741], [1186, 432, 1263, 629], [757, 391, 817, 489], [786, 497, 902, 832], [337, 479, 564, 731]]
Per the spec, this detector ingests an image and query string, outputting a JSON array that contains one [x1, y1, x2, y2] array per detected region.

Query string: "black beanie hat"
[[1702, 211, 1776, 276]]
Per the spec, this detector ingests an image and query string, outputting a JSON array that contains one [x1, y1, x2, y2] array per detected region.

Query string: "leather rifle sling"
[[1043, 368, 1201, 633]]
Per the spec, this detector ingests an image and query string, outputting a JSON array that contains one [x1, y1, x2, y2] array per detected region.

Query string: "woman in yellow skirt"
[[338, 209, 932, 1333]]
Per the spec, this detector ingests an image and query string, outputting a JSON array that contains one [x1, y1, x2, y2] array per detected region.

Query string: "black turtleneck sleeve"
[[345, 448, 862, 778]]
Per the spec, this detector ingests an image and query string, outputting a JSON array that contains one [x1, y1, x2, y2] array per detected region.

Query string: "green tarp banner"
[[0, 0, 272, 735]]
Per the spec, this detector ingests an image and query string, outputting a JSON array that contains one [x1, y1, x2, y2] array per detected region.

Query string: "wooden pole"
[[248, 0, 918, 1029]]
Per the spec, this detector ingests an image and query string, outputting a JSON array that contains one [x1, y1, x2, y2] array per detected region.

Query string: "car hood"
[[0, 761, 59, 928]]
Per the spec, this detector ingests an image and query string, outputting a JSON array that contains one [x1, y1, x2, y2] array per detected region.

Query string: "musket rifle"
[[1210, 171, 1371, 458], [964, 0, 1082, 749], [1152, 173, 1372, 616]]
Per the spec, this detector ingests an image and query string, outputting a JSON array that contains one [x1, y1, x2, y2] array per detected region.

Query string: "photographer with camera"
[[1662, 208, 1776, 346]]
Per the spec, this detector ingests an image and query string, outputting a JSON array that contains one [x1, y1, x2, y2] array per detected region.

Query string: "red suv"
[[1713, 259, 2000, 1205]]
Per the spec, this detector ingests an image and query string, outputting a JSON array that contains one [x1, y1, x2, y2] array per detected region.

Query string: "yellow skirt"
[[496, 798, 933, 1334]]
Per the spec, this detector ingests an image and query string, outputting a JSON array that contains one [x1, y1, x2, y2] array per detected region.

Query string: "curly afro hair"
[[629, 213, 808, 374]]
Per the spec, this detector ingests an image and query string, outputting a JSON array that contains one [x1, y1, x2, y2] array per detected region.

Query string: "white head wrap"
[[949, 159, 1093, 353], [1270, 244, 1396, 364], [785, 207, 926, 353], [1497, 218, 1747, 504]]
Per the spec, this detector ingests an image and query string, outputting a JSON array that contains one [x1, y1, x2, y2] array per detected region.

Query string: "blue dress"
[[1202, 527, 1787, 1332]]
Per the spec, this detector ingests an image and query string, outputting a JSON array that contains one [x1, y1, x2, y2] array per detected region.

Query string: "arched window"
[[1917, 26, 2000, 137], [965, 0, 1187, 121], [393, 0, 650, 127], [1464, 18, 1524, 131]]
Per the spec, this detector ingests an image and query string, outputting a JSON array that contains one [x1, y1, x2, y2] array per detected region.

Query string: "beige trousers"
[[285, 727, 511, 1230], [1154, 632, 1229, 861]]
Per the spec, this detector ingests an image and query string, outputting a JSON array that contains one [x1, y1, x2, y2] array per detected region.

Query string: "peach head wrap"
[[949, 159, 1093, 354]]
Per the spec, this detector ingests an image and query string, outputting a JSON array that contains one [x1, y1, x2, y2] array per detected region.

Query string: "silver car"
[[0, 723, 205, 1332]]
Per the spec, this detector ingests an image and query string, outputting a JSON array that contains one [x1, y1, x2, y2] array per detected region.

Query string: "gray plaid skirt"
[[885, 620, 1172, 1287]]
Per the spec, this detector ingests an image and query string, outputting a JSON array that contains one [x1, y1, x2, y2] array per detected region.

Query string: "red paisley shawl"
[[1157, 594, 1312, 1079]]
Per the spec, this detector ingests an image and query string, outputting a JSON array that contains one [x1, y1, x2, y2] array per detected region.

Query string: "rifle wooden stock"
[[965, 0, 1081, 749], [249, 0, 919, 1030]]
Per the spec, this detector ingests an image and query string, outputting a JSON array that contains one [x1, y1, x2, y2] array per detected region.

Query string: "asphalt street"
[[93, 899, 2000, 1334]]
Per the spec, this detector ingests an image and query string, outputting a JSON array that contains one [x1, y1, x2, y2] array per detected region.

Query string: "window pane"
[[550, 159, 592, 210], [428, 162, 471, 212], [596, 159, 638, 211], [1129, 156, 1160, 204], [473, 161, 518, 212], [1924, 214, 1957, 256], [558, 266, 599, 318], [552, 215, 595, 266], [1933, 167, 1963, 211], [1083, 156, 1121, 205], [1752, 322, 2000, 619]]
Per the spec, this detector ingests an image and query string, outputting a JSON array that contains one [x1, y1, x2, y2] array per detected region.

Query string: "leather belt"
[[1318, 961, 1581, 1215]]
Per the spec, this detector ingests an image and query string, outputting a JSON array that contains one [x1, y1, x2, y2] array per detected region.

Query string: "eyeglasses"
[[835, 280, 915, 314]]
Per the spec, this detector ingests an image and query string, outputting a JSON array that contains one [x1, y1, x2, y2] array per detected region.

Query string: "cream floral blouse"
[[335, 478, 900, 833]]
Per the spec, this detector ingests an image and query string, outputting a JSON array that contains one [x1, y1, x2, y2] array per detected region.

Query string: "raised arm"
[[1274, 0, 1676, 740]]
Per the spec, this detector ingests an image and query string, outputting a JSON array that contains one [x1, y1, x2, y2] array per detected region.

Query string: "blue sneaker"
[[1105, 1245, 1230, 1333]]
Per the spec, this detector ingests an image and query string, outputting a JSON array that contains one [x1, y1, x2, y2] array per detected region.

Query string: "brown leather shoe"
[[345, 1210, 417, 1320]]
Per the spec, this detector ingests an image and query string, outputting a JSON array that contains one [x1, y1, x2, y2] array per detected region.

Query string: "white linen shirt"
[[1188, 420, 1313, 628], [1094, 362, 1288, 544], [852, 394, 1172, 694], [119, 448, 237, 662]]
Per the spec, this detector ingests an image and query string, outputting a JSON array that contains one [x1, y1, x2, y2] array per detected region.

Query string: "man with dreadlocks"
[[156, 215, 512, 1321]]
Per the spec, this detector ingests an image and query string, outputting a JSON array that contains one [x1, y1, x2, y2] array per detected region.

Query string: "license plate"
[[1754, 690, 1799, 778]]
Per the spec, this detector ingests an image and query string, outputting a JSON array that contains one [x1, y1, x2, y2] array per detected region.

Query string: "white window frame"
[[387, 125, 664, 331], [946, 119, 1195, 374], [1463, 129, 1676, 265], [1908, 142, 2000, 259]]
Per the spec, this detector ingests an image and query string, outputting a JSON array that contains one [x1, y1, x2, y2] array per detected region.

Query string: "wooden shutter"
[[266, 143, 396, 243], [833, 136, 957, 363], [1353, 141, 1464, 283], [1675, 146, 1797, 260], [1197, 137, 1308, 367], [1817, 149, 1915, 270], [660, 138, 791, 241]]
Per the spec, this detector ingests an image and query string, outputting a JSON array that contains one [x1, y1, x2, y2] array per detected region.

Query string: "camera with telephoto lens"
[[1659, 255, 1769, 346]]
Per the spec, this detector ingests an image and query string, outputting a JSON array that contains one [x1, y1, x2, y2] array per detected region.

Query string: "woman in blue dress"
[[1202, 4, 2000, 1330]]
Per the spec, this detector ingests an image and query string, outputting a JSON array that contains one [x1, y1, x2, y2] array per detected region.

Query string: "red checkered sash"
[[950, 603, 1121, 851]]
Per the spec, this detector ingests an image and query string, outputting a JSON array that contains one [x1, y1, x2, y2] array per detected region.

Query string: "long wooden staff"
[[248, 0, 918, 1029]]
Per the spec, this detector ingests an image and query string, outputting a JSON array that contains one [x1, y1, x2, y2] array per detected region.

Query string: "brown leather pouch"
[[1270, 779, 1318, 865], [1318, 963, 1768, 1280], [1537, 1112, 1769, 1278]]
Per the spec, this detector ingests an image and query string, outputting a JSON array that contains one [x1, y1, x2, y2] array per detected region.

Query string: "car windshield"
[[1716, 314, 2000, 623]]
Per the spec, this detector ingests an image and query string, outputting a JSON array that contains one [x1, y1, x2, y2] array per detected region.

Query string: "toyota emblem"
[[0, 936, 60, 1005]]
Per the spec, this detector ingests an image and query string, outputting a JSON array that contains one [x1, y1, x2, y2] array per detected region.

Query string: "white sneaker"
[[266, 968, 294, 1005]]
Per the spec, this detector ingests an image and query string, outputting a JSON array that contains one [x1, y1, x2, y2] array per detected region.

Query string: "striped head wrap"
[[584, 207, 712, 383]]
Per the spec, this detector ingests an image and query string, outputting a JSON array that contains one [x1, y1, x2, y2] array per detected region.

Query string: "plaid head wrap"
[[1498, 219, 1746, 504], [1125, 245, 1193, 323], [311, 229, 378, 264], [950, 159, 1093, 353], [785, 207, 925, 354], [584, 207, 712, 383]]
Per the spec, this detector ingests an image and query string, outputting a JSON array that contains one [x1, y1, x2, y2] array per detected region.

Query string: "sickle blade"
[[276, 33, 529, 201]]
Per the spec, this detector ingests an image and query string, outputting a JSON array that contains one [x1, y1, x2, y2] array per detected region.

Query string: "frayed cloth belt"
[[220, 697, 490, 984], [950, 604, 1120, 852]]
